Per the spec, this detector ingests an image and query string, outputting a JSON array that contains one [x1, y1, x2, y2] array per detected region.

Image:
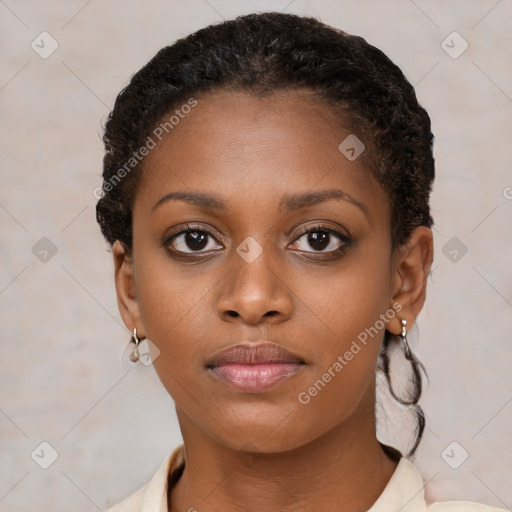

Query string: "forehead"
[[135, 89, 386, 219]]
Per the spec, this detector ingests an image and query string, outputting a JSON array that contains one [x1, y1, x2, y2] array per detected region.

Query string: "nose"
[[216, 244, 294, 326]]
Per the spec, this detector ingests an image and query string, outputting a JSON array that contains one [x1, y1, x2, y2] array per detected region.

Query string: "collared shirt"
[[105, 444, 509, 512]]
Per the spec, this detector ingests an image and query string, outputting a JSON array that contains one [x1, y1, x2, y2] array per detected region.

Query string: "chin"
[[210, 411, 322, 454]]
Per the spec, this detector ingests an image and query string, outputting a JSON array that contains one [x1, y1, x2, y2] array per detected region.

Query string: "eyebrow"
[[152, 191, 226, 212], [280, 189, 366, 214], [152, 189, 366, 214]]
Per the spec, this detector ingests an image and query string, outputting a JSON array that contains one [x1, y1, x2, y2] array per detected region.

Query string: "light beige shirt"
[[105, 444, 509, 512]]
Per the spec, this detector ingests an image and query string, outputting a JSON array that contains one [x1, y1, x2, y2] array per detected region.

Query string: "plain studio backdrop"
[[1, 1, 511, 510]]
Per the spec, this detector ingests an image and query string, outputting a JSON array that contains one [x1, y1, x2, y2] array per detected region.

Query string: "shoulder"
[[104, 485, 146, 512], [385, 457, 509, 512], [428, 500, 510, 512], [104, 444, 185, 512]]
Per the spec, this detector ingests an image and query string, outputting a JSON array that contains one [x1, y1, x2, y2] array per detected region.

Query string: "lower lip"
[[210, 363, 304, 392]]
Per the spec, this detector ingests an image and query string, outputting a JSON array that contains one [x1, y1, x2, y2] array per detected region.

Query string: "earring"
[[400, 318, 412, 360], [129, 327, 141, 363]]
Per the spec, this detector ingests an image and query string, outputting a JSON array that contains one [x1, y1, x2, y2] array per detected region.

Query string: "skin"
[[113, 89, 434, 512]]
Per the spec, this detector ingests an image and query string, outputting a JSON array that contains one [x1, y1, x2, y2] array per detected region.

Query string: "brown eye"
[[290, 226, 351, 254], [306, 231, 330, 251], [166, 227, 223, 254]]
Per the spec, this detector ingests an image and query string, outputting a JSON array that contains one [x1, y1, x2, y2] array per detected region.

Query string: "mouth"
[[206, 342, 306, 393]]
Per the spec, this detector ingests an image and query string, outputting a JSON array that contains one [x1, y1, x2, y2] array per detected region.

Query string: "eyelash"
[[162, 223, 352, 260]]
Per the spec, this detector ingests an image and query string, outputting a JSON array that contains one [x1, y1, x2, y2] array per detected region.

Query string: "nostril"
[[265, 311, 278, 317], [226, 311, 239, 317]]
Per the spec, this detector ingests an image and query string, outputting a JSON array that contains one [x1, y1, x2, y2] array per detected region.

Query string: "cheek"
[[287, 250, 392, 413], [291, 246, 392, 351], [135, 258, 216, 359], [137, 270, 217, 424]]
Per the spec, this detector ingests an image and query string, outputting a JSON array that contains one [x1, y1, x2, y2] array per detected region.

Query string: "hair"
[[96, 12, 434, 457]]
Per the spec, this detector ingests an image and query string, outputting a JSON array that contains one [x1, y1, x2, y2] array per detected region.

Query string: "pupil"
[[186, 231, 208, 250], [309, 231, 329, 250]]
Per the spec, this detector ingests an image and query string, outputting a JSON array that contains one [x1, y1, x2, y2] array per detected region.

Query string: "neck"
[[168, 408, 399, 512]]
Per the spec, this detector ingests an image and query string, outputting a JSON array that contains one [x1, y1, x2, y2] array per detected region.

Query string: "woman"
[[96, 12, 508, 512]]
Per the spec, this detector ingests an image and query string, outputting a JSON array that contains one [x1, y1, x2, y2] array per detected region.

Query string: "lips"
[[206, 342, 305, 367], [206, 342, 306, 393]]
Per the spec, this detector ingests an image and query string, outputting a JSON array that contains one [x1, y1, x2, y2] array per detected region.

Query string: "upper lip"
[[206, 342, 306, 366]]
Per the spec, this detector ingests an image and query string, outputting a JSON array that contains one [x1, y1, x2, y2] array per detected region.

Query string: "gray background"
[[1, 0, 511, 510]]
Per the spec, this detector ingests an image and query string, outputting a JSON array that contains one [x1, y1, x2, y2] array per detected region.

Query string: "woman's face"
[[119, 89, 406, 453]]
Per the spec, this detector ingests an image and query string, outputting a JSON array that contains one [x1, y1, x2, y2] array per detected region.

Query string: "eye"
[[164, 225, 223, 254], [289, 225, 351, 253], [163, 223, 351, 258]]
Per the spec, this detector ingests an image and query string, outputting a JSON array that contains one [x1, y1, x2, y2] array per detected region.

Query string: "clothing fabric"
[[105, 444, 509, 512]]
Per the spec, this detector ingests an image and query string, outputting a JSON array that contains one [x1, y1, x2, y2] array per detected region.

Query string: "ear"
[[113, 240, 145, 338], [386, 226, 434, 335]]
